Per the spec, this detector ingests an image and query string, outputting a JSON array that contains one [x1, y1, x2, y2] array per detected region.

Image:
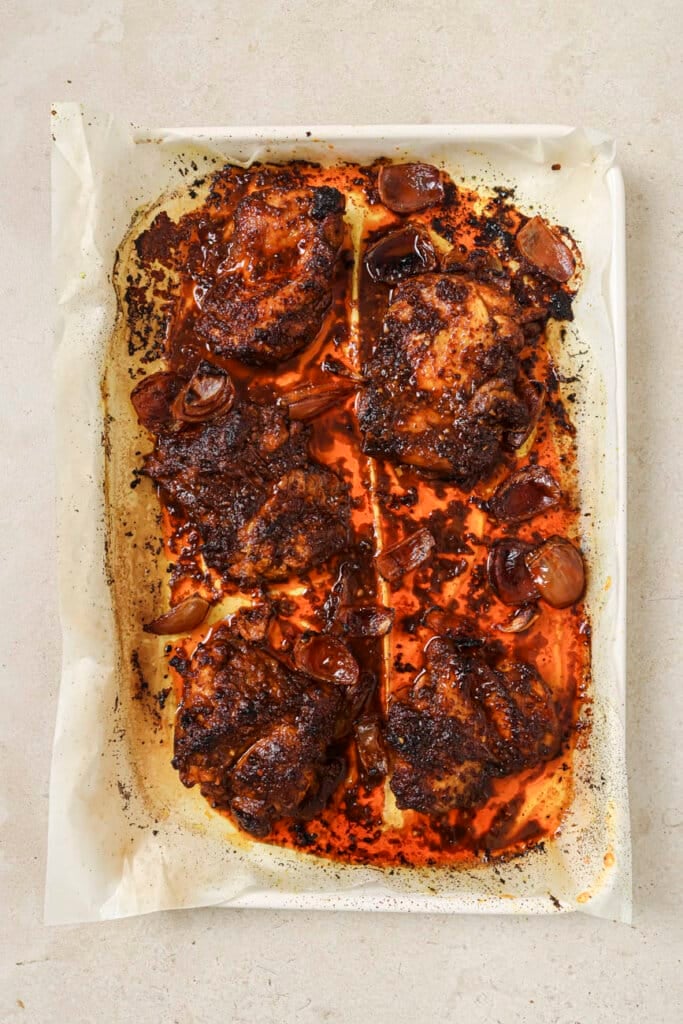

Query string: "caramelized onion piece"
[[422, 607, 451, 634], [468, 379, 526, 421], [172, 361, 235, 423], [320, 355, 365, 383], [516, 215, 576, 283], [143, 594, 210, 635], [337, 604, 395, 637], [364, 226, 437, 284], [293, 634, 360, 687], [487, 539, 540, 605], [525, 536, 585, 608], [354, 714, 388, 778], [378, 162, 444, 213], [495, 603, 540, 634], [506, 379, 546, 450], [130, 372, 181, 432], [488, 465, 561, 523], [444, 247, 506, 284], [283, 380, 357, 421], [376, 528, 436, 581]]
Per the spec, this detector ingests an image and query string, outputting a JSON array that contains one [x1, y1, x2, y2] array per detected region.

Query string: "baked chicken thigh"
[[386, 637, 561, 814], [144, 392, 350, 584], [358, 273, 541, 486], [172, 628, 362, 836], [196, 185, 346, 365]]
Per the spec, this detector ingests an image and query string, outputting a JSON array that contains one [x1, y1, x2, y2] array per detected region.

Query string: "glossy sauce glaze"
[[125, 159, 590, 867]]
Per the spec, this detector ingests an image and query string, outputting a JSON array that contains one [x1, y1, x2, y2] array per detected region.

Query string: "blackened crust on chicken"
[[310, 186, 346, 221], [386, 638, 561, 814], [172, 629, 350, 836], [195, 185, 346, 365], [144, 398, 350, 583], [358, 274, 538, 486]]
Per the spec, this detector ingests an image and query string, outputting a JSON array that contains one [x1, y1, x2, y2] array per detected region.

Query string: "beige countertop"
[[1, 1, 681, 1021]]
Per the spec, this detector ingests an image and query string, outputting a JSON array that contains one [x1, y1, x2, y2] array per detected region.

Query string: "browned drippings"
[[117, 158, 590, 868]]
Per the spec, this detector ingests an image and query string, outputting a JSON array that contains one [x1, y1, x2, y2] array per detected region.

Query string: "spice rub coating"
[[386, 637, 561, 814], [195, 185, 346, 365], [144, 397, 351, 583], [173, 627, 364, 836], [358, 273, 544, 486]]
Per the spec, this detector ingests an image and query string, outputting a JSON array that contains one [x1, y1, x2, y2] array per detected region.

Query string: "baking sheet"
[[47, 103, 630, 923]]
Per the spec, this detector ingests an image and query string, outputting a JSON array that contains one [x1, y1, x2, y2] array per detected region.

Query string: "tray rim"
[[150, 122, 597, 140]]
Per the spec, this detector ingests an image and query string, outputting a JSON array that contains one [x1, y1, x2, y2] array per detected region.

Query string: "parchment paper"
[[47, 103, 630, 923]]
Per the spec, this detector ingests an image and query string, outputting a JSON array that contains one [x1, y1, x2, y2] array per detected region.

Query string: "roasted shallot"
[[376, 528, 436, 582], [143, 594, 210, 635], [516, 215, 576, 283], [378, 162, 444, 214], [365, 226, 437, 284], [525, 536, 585, 608], [487, 465, 561, 523], [293, 634, 360, 687]]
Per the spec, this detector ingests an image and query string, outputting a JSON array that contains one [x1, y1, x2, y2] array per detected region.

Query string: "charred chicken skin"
[[358, 273, 541, 486], [386, 637, 561, 814], [144, 395, 350, 584], [173, 627, 363, 836], [195, 185, 346, 365]]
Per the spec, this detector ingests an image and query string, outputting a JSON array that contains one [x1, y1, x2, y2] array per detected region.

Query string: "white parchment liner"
[[47, 104, 630, 922]]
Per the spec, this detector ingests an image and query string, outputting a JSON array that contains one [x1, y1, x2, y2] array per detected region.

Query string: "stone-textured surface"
[[0, 1, 681, 1021]]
